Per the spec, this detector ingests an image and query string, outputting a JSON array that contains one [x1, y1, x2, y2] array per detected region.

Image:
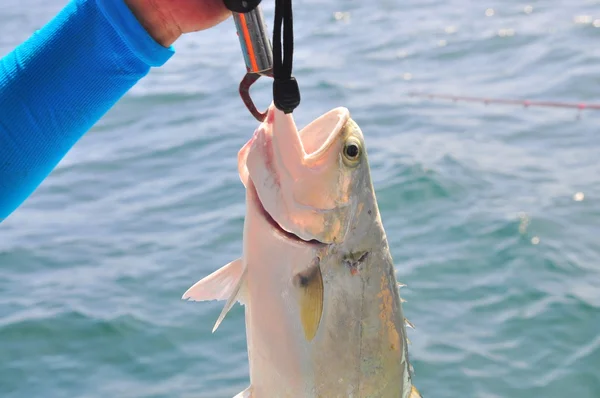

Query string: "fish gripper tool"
[[224, 0, 274, 122]]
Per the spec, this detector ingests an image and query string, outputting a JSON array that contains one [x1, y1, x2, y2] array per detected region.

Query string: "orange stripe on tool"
[[239, 13, 258, 72]]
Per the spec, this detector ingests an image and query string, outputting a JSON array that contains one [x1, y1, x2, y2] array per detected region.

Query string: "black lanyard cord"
[[272, 0, 300, 114]]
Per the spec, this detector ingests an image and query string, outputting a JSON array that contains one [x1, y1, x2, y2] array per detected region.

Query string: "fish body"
[[184, 105, 421, 398]]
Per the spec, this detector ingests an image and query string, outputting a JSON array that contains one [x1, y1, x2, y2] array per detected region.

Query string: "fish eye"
[[342, 137, 362, 165]]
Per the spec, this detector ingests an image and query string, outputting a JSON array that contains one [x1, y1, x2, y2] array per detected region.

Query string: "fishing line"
[[409, 91, 600, 116]]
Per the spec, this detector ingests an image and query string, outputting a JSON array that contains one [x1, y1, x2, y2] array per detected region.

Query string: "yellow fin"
[[294, 262, 324, 341], [409, 385, 422, 398]]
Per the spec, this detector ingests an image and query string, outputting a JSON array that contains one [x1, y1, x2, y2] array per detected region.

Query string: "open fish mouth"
[[298, 107, 350, 158], [242, 105, 352, 244]]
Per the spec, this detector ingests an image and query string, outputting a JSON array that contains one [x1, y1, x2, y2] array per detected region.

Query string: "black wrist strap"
[[272, 0, 300, 113]]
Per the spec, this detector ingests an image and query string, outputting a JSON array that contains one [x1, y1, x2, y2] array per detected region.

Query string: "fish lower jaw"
[[249, 180, 324, 246]]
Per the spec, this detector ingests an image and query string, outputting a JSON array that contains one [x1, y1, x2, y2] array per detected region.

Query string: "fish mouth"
[[298, 107, 350, 159], [248, 179, 324, 246], [243, 105, 352, 245]]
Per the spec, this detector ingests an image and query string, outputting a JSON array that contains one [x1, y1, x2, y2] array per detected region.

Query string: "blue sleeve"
[[0, 0, 175, 221]]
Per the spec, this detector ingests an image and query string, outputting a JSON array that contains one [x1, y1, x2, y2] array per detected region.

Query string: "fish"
[[182, 104, 422, 398]]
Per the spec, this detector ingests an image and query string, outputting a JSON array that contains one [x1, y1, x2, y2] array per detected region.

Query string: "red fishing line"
[[408, 92, 600, 112]]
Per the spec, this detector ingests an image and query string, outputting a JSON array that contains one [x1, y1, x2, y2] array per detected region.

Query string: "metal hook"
[[239, 71, 272, 122]]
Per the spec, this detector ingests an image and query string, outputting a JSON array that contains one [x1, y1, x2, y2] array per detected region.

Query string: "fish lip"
[[248, 179, 326, 247], [299, 107, 350, 159]]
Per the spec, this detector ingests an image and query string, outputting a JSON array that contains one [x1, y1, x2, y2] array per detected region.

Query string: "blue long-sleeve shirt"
[[0, 0, 175, 222]]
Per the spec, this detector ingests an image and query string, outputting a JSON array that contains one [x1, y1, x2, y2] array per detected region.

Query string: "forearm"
[[0, 0, 174, 221]]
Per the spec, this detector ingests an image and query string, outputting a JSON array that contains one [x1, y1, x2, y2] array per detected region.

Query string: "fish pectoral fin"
[[293, 260, 324, 342], [232, 385, 252, 398], [233, 386, 252, 398], [181, 258, 248, 332], [212, 266, 248, 333], [409, 385, 422, 398], [182, 258, 244, 302]]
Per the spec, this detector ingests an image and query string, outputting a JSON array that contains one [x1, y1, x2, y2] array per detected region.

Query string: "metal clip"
[[230, 6, 273, 121]]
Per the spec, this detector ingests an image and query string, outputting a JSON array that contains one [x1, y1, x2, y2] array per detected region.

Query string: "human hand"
[[124, 0, 231, 47]]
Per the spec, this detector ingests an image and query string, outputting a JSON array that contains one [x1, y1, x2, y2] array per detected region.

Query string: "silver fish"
[[183, 104, 421, 398]]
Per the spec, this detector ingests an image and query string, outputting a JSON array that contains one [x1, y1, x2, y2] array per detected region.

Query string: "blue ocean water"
[[1, 0, 600, 397]]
